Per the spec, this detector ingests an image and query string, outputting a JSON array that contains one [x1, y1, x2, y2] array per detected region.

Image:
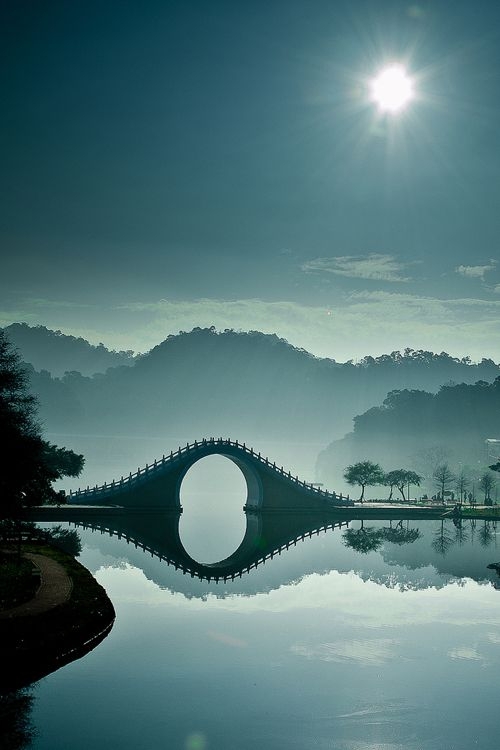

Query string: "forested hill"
[[317, 378, 500, 488], [2, 323, 137, 376], [17, 325, 500, 445]]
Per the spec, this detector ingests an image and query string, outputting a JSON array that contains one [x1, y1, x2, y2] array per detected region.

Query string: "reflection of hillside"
[[378, 519, 499, 584], [75, 518, 500, 599]]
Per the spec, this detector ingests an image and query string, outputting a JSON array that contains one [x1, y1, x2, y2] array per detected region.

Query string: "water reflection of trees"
[[0, 688, 36, 750], [432, 518, 497, 556], [432, 520, 456, 556], [343, 516, 497, 561], [453, 518, 469, 546], [342, 526, 383, 554], [340, 517, 500, 593], [479, 520, 496, 548], [342, 520, 422, 555], [382, 520, 421, 545]]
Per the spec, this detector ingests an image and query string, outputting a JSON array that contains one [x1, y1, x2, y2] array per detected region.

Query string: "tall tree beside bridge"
[[0, 331, 84, 521]]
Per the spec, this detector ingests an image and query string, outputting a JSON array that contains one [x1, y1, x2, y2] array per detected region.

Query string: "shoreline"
[[0, 543, 115, 692]]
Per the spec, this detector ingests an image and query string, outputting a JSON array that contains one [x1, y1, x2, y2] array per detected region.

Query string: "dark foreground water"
[[15, 512, 500, 750]]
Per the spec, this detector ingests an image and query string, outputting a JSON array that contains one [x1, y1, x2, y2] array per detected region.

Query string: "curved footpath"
[[0, 552, 73, 619], [0, 548, 115, 692]]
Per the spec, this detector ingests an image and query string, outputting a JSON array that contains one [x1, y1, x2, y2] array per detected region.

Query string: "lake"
[[16, 508, 500, 750]]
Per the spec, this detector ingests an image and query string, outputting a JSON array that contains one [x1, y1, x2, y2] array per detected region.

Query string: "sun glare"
[[370, 64, 414, 113]]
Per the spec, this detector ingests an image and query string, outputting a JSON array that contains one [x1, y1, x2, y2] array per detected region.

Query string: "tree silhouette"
[[433, 463, 455, 502], [478, 472, 496, 503], [381, 469, 421, 501], [0, 331, 84, 520], [343, 461, 384, 502], [382, 471, 398, 501], [455, 468, 470, 503]]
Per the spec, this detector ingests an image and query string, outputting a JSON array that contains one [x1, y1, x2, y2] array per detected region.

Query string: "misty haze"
[[2, 2, 500, 750]]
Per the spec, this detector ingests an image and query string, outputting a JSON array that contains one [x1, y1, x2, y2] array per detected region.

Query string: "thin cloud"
[[25, 298, 94, 310], [455, 261, 497, 280], [291, 638, 399, 666], [301, 254, 411, 282], [447, 646, 483, 661]]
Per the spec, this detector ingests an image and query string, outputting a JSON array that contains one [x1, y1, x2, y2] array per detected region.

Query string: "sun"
[[370, 64, 414, 113]]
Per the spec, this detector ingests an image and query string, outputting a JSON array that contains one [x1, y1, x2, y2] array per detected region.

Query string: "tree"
[[343, 461, 384, 502], [401, 470, 422, 502], [382, 469, 421, 502], [455, 468, 470, 503], [478, 472, 496, 504], [0, 331, 84, 520], [382, 471, 398, 501], [433, 463, 455, 502]]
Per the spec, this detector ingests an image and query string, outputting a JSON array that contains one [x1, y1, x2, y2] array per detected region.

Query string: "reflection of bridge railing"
[[70, 518, 351, 582], [68, 437, 350, 505]]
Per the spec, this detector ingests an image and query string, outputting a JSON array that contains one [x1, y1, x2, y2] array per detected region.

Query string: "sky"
[[1, 0, 500, 361]]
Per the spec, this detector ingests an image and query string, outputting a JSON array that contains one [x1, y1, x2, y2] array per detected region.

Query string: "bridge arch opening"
[[179, 455, 248, 564]]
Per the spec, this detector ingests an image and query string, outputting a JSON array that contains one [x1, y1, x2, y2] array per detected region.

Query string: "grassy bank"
[[460, 506, 500, 519], [0, 542, 115, 691], [0, 551, 39, 610]]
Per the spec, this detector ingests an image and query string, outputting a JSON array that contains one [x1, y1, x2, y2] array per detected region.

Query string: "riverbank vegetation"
[[0, 330, 84, 522], [0, 541, 115, 692], [0, 551, 39, 611], [319, 377, 500, 494], [341, 457, 499, 510]]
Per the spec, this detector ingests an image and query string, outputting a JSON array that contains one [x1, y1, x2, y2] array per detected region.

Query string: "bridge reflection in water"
[[69, 511, 351, 582], [33, 438, 355, 582]]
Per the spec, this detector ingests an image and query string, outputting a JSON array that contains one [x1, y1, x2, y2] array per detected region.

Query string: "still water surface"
[[26, 510, 500, 750]]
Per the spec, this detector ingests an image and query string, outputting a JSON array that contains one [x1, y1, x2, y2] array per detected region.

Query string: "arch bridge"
[[26, 438, 356, 581], [67, 437, 352, 513]]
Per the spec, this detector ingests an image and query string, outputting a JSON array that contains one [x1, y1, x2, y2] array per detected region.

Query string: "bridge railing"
[[68, 437, 351, 505]]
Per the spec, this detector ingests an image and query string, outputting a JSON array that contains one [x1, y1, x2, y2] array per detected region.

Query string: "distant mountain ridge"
[[10, 324, 500, 451], [2, 323, 137, 376]]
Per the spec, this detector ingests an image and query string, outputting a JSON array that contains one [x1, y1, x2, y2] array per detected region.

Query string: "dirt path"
[[0, 552, 73, 619]]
